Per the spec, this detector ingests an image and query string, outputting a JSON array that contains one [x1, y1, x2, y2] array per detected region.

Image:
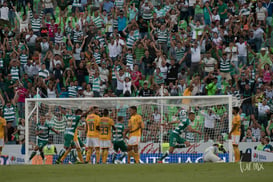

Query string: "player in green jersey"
[[29, 115, 60, 162], [112, 116, 127, 164], [158, 112, 202, 163], [56, 108, 91, 164]]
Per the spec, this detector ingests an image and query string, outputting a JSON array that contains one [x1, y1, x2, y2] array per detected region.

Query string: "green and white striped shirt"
[[175, 47, 186, 61], [92, 76, 101, 92], [219, 58, 231, 73], [68, 86, 77, 97], [64, 115, 81, 136], [172, 118, 190, 135], [36, 122, 51, 141], [112, 123, 125, 142], [29, 10, 43, 32], [157, 29, 168, 43], [38, 69, 49, 79], [111, 65, 120, 80], [3, 105, 16, 122], [94, 52, 101, 64], [126, 34, 136, 49], [52, 116, 66, 133], [93, 16, 104, 29], [115, 0, 124, 9], [20, 54, 28, 66], [10, 66, 19, 80], [126, 53, 134, 66], [0, 58, 4, 68]]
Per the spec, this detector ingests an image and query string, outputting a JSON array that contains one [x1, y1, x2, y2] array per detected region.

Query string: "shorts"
[[128, 136, 140, 146], [64, 134, 74, 148], [232, 135, 240, 145], [203, 152, 221, 162], [38, 139, 48, 149], [100, 140, 112, 148], [266, 17, 272, 26], [220, 72, 232, 81], [86, 137, 99, 148], [169, 133, 186, 147], [0, 138, 4, 147], [113, 141, 127, 152]]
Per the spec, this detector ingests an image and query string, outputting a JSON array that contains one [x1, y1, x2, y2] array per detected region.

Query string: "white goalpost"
[[25, 95, 233, 164]]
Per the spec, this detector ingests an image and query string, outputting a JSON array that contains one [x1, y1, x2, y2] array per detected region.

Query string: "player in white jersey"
[[203, 144, 225, 163]]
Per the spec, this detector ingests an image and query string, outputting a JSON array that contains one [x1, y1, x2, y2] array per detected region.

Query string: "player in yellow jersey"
[[99, 109, 115, 164], [229, 107, 241, 162], [126, 106, 144, 164], [85, 106, 101, 164], [0, 110, 7, 155]]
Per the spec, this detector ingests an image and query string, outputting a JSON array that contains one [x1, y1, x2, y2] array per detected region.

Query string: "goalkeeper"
[[203, 144, 225, 162], [158, 112, 201, 163]]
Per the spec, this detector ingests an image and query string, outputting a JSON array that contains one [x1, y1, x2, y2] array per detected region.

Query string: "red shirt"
[[46, 23, 58, 38], [16, 88, 28, 103], [131, 71, 142, 87]]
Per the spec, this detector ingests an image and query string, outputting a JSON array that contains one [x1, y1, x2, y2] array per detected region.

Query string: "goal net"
[[25, 95, 233, 164]]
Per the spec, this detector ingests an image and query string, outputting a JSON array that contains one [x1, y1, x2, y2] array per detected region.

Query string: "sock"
[[60, 149, 71, 162], [71, 149, 77, 162], [119, 152, 127, 161], [76, 148, 84, 163], [160, 151, 169, 161], [102, 149, 108, 164], [85, 147, 92, 163], [29, 151, 37, 160], [95, 148, 100, 164], [40, 151, 45, 160], [233, 145, 240, 162], [57, 148, 66, 161], [134, 152, 139, 164], [127, 151, 134, 164], [112, 152, 117, 163]]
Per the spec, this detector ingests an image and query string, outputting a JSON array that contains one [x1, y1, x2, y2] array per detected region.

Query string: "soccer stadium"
[[0, 0, 273, 181]]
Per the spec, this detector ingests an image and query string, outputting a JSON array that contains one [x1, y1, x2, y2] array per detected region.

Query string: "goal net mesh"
[[25, 96, 232, 164]]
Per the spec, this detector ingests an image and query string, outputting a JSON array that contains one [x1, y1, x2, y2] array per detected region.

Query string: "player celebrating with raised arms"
[[126, 106, 144, 164], [228, 107, 241, 162], [158, 111, 202, 163], [203, 143, 225, 163], [85, 106, 101, 164], [56, 108, 91, 164], [99, 109, 115, 164], [29, 115, 60, 163], [112, 116, 127, 164]]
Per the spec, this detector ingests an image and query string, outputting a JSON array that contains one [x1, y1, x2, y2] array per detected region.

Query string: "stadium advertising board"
[[252, 150, 273, 162], [1, 142, 272, 165]]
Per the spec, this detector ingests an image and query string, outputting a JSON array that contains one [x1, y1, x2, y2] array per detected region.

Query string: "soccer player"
[[29, 115, 60, 162], [56, 108, 90, 164], [85, 106, 101, 164], [158, 112, 202, 163], [112, 116, 127, 164], [0, 109, 7, 155], [126, 106, 144, 164], [228, 107, 241, 162], [99, 109, 115, 164], [203, 144, 225, 163]]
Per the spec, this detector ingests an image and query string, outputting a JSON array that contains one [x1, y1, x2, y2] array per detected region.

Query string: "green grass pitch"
[[1, 163, 273, 182]]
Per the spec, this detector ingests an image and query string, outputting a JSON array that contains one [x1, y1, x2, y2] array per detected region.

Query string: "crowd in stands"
[[0, 0, 273, 147]]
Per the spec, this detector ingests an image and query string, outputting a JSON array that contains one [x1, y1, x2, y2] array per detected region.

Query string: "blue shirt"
[[263, 2, 273, 17], [118, 16, 127, 31], [103, 1, 114, 13]]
